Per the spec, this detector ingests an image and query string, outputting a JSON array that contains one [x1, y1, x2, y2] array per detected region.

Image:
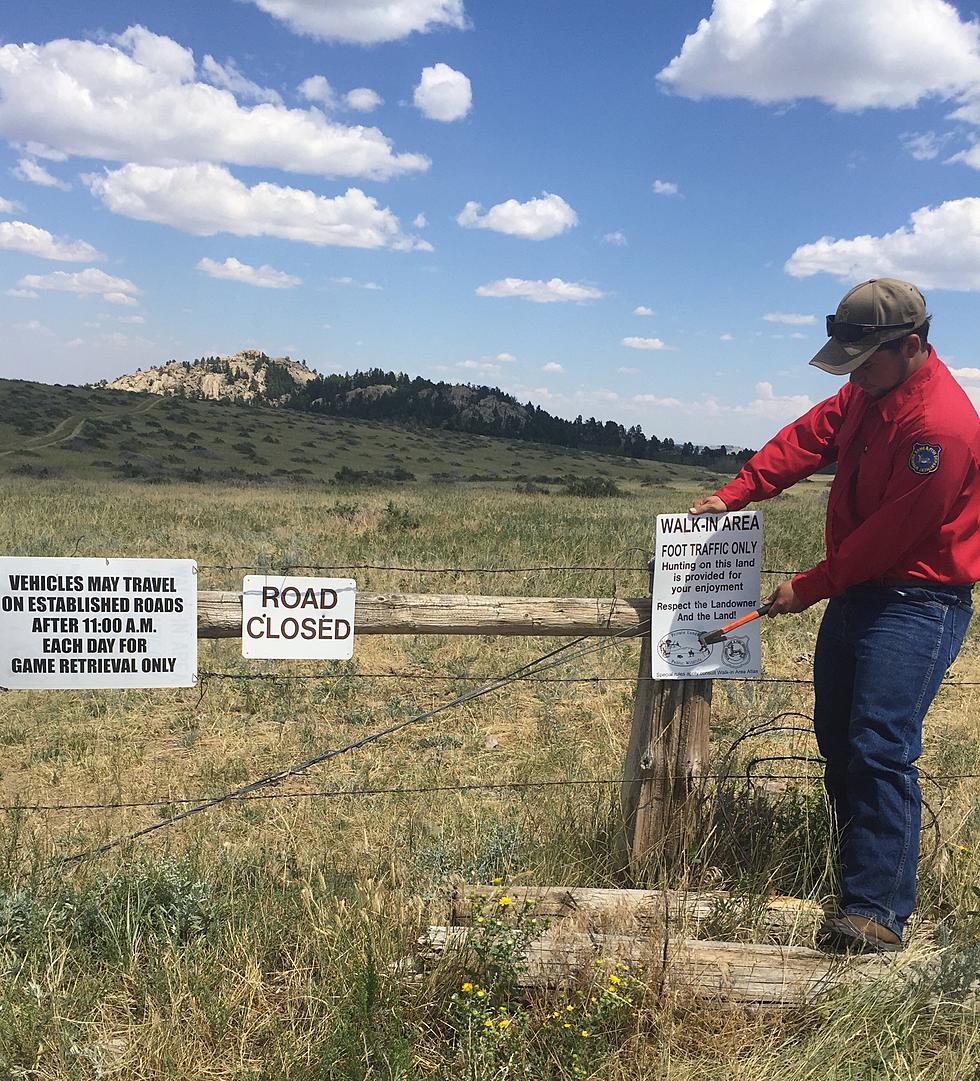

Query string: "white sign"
[[242, 576, 356, 659], [651, 512, 763, 680], [0, 557, 198, 689]]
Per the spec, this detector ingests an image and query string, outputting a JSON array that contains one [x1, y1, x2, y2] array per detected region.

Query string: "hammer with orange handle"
[[698, 600, 774, 647]]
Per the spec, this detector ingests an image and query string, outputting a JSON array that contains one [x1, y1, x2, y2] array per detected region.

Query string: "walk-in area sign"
[[651, 512, 763, 680]]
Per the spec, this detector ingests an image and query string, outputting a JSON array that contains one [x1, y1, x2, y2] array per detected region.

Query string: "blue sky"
[[3, 0, 980, 446]]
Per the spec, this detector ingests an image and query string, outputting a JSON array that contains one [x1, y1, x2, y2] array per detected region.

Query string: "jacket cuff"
[[713, 481, 750, 511], [791, 569, 831, 610]]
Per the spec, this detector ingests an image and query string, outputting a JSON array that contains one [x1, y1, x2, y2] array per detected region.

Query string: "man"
[[691, 278, 979, 953]]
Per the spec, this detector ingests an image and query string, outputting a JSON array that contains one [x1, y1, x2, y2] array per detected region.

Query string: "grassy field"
[[0, 397, 979, 1078]]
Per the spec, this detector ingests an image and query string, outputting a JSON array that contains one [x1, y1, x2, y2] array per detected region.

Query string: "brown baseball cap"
[[809, 278, 928, 375]]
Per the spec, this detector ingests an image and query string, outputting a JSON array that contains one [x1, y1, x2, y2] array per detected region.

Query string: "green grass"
[[0, 406, 978, 1078]]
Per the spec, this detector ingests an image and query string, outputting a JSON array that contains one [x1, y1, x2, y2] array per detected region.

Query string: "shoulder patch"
[[909, 441, 942, 475]]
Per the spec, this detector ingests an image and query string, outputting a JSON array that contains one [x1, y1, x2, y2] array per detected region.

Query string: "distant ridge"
[[103, 349, 316, 405], [101, 354, 755, 468]]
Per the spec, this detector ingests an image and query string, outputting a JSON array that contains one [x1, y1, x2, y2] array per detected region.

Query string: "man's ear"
[[905, 333, 923, 359]]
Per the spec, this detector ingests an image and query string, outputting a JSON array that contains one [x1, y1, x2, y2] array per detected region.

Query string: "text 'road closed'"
[[241, 576, 356, 660]]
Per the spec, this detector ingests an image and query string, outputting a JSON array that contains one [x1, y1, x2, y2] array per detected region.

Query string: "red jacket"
[[714, 349, 980, 608]]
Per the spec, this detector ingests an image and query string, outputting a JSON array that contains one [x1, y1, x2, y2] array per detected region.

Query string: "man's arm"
[[791, 432, 974, 608], [712, 388, 849, 511]]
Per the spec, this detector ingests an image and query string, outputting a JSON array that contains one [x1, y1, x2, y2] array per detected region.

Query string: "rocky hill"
[[104, 349, 317, 405]]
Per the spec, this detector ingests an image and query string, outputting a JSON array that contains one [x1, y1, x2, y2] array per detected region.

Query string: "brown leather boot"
[[816, 914, 904, 954]]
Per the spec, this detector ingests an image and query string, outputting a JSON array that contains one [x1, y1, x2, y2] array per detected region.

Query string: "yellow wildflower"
[[484, 1018, 494, 1028], [608, 974, 620, 985], [476, 989, 487, 999], [581, 1030, 590, 1038], [552, 1010, 560, 1018], [498, 1018, 512, 1030], [498, 896, 513, 907], [461, 982, 474, 993], [476, 916, 485, 924], [563, 1023, 571, 1030], [565, 1004, 575, 1012], [492, 876, 503, 885]]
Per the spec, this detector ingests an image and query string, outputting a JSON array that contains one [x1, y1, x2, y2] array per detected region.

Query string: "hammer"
[[698, 600, 774, 647]]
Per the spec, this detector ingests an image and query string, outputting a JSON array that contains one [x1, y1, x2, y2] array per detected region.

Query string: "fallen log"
[[420, 924, 928, 1005], [452, 884, 825, 939]]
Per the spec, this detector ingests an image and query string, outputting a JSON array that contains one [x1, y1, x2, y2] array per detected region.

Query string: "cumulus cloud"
[[0, 221, 102, 262], [12, 158, 71, 191], [950, 366, 980, 380], [457, 193, 577, 240], [0, 26, 428, 180], [197, 256, 301, 289], [657, 0, 980, 111], [0, 196, 19, 213], [6, 287, 39, 298], [297, 75, 337, 108], [414, 63, 472, 121], [652, 179, 679, 196], [763, 312, 816, 325], [85, 162, 430, 250], [617, 366, 639, 374], [633, 305, 654, 316], [201, 55, 282, 104], [244, 0, 467, 44], [331, 276, 383, 289], [602, 230, 627, 246], [542, 361, 564, 372], [475, 277, 604, 303], [633, 392, 683, 407], [413, 212, 428, 228], [720, 332, 734, 341], [496, 352, 516, 362], [12, 319, 53, 335], [15, 267, 140, 305], [623, 336, 668, 350], [345, 87, 383, 112], [785, 197, 980, 290]]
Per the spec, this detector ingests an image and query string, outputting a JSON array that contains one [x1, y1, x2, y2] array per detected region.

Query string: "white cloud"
[[197, 256, 301, 289], [345, 87, 383, 112], [85, 162, 429, 250], [0, 196, 19, 213], [414, 63, 472, 121], [12, 319, 52, 335], [720, 332, 734, 341], [623, 336, 668, 350], [6, 287, 38, 298], [602, 230, 627, 246], [0, 27, 428, 180], [633, 392, 683, 407], [950, 366, 980, 380], [657, 0, 980, 111], [244, 0, 467, 44], [542, 361, 564, 372], [901, 131, 952, 161], [413, 212, 428, 228], [118, 314, 145, 324], [652, 179, 679, 196], [0, 221, 103, 262], [457, 193, 577, 240], [617, 366, 639, 374], [297, 75, 336, 108], [201, 55, 282, 104], [15, 267, 140, 304], [475, 277, 604, 303], [66, 337, 84, 347], [331, 276, 383, 289], [496, 352, 516, 362], [12, 158, 71, 191], [457, 359, 501, 376], [785, 197, 980, 290], [633, 305, 654, 316], [763, 312, 816, 325]]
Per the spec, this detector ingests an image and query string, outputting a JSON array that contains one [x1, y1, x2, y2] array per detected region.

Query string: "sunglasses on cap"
[[825, 316, 916, 344]]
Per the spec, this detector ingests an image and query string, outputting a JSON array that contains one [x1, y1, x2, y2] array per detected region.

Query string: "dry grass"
[[0, 474, 978, 1079]]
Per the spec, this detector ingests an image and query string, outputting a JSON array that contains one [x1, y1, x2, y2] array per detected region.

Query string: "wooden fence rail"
[[196, 586, 708, 881]]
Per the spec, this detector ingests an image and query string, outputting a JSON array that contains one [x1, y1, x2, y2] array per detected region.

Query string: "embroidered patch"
[[909, 441, 941, 475]]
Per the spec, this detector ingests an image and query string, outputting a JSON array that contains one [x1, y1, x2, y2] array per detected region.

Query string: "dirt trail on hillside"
[[0, 415, 88, 458]]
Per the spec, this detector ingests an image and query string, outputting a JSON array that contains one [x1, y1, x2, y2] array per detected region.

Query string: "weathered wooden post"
[[620, 562, 712, 880]]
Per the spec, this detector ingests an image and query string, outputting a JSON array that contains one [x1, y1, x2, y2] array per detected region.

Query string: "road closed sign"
[[651, 511, 763, 680], [242, 576, 356, 659], [0, 557, 198, 689]]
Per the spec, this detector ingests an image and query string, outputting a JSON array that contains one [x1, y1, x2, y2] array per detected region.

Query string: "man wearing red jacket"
[[692, 278, 979, 953]]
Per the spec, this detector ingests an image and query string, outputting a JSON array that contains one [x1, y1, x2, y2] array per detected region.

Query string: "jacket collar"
[[874, 347, 938, 422]]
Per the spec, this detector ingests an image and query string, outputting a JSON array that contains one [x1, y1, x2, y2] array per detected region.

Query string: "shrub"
[[561, 476, 623, 498]]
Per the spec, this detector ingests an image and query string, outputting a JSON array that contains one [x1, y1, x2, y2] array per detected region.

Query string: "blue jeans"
[[813, 581, 973, 938]]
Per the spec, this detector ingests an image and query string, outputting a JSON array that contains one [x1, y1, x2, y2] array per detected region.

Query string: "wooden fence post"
[[619, 564, 713, 881]]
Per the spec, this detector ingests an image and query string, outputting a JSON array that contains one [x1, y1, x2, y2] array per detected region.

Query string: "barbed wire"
[[195, 561, 806, 576], [196, 669, 980, 688]]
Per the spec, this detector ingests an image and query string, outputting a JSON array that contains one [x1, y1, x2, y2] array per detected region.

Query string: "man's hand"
[[689, 495, 728, 515], [764, 580, 806, 616]]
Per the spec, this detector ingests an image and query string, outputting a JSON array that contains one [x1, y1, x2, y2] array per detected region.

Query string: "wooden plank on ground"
[[452, 884, 825, 937], [198, 591, 651, 639], [420, 925, 925, 1005]]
